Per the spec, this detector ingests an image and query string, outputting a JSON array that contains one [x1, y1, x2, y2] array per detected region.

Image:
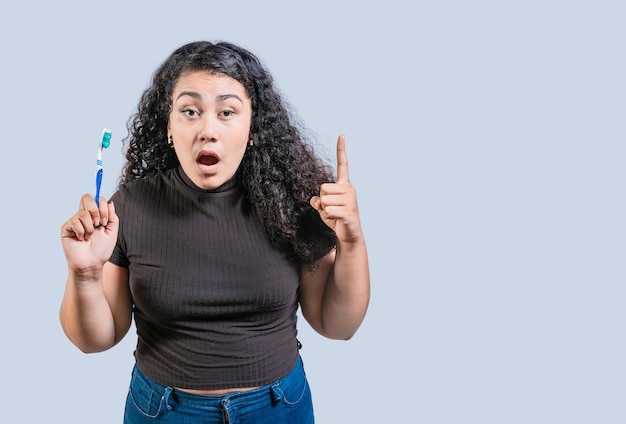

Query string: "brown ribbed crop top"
[[108, 167, 329, 390]]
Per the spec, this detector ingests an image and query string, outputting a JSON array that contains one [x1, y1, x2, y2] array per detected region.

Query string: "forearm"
[[59, 268, 117, 353], [321, 239, 370, 340]]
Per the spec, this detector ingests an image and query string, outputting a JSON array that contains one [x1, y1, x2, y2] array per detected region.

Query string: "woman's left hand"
[[310, 135, 363, 244]]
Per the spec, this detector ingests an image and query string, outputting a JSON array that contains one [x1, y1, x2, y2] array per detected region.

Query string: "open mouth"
[[198, 154, 219, 166]]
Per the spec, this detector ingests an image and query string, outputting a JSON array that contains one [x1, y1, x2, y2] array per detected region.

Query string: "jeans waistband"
[[130, 355, 304, 408]]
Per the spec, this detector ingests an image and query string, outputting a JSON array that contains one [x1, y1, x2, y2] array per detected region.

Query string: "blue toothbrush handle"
[[95, 168, 103, 206]]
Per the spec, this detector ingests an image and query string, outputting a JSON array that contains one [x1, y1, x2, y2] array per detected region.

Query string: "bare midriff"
[[175, 386, 262, 395]]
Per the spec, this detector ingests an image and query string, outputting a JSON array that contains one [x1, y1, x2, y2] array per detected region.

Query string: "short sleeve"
[[107, 190, 129, 268]]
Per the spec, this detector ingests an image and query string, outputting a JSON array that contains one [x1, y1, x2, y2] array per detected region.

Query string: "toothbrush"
[[95, 128, 112, 206]]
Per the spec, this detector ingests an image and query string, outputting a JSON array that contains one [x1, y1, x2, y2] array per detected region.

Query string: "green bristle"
[[102, 131, 112, 148]]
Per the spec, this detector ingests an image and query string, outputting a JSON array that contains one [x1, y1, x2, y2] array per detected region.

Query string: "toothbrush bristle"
[[102, 129, 112, 149]]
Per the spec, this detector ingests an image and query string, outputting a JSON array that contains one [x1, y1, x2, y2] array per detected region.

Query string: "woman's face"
[[168, 71, 252, 190]]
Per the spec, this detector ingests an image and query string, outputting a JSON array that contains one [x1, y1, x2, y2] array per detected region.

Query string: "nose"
[[198, 114, 219, 142]]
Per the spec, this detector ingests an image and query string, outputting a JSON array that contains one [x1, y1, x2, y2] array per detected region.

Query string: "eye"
[[220, 109, 236, 118], [181, 108, 199, 117]]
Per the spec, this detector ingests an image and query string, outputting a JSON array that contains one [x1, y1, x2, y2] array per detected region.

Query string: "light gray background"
[[1, 1, 624, 422]]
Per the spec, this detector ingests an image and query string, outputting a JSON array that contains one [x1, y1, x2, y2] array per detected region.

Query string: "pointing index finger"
[[336, 134, 350, 183]]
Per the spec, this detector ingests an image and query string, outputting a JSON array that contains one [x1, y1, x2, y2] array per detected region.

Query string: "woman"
[[60, 40, 369, 423]]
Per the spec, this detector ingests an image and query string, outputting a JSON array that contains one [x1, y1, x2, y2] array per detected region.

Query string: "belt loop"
[[162, 387, 173, 411], [270, 383, 283, 403]]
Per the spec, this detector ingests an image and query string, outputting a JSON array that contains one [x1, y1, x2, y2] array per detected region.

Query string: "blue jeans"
[[124, 356, 314, 424]]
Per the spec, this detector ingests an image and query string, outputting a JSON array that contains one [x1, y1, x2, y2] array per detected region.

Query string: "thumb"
[[105, 201, 119, 232], [310, 196, 321, 212]]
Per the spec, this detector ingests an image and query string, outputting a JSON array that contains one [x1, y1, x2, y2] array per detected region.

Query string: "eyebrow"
[[175, 91, 244, 103], [216, 94, 244, 103], [176, 91, 202, 101]]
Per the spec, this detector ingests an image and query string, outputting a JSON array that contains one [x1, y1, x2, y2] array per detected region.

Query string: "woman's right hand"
[[60, 194, 119, 273]]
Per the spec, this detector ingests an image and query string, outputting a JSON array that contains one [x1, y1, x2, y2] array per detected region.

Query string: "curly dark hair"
[[119, 40, 336, 265]]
